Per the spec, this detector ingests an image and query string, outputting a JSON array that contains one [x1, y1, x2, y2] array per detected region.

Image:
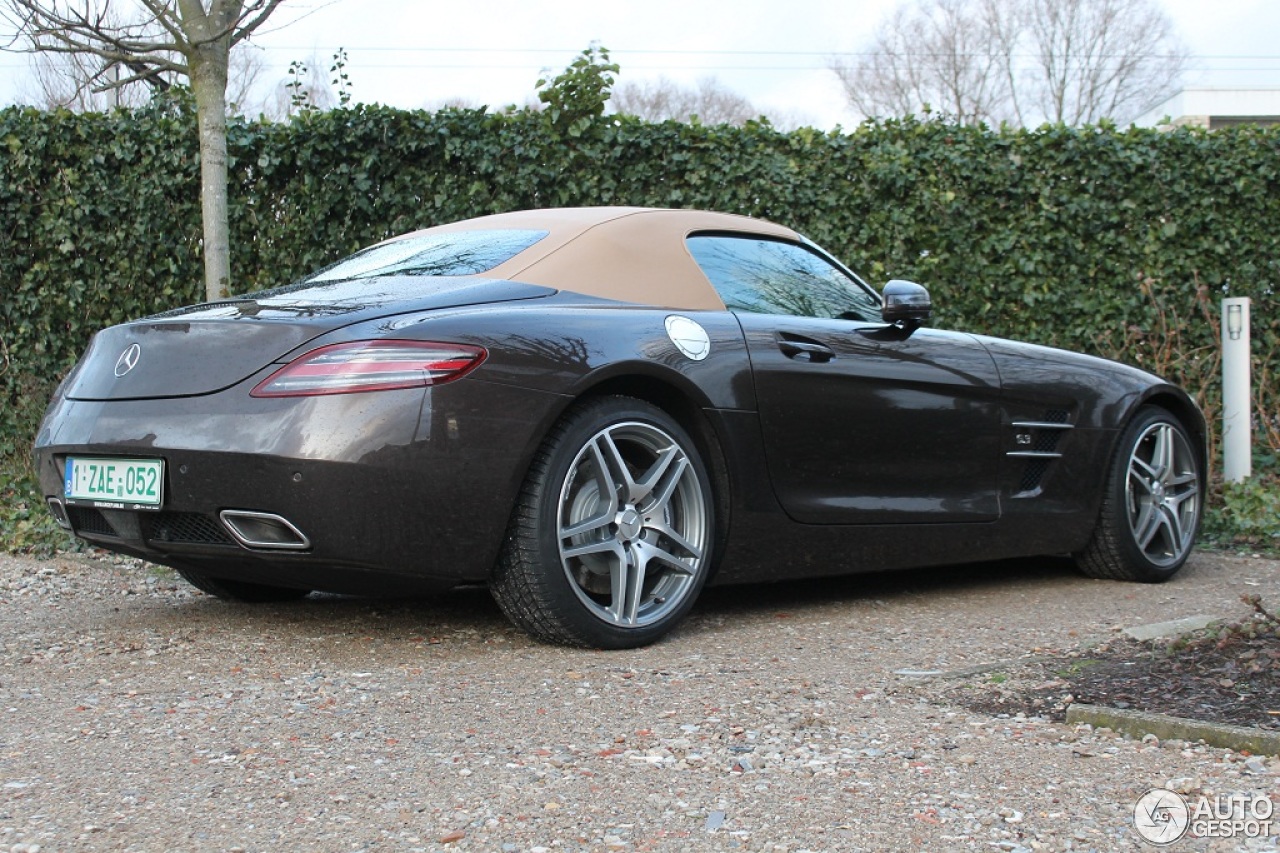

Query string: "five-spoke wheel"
[[491, 396, 714, 648], [1077, 406, 1202, 581], [1124, 418, 1201, 569]]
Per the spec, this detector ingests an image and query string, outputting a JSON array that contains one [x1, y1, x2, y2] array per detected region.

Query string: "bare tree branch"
[[136, 0, 186, 45], [225, 40, 263, 112], [832, 0, 1012, 126], [1020, 0, 1187, 124], [230, 0, 286, 47], [93, 58, 173, 91], [611, 75, 761, 126], [832, 0, 1187, 126]]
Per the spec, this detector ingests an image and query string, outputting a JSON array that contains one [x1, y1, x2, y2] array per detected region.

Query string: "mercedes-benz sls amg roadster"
[[35, 207, 1206, 647]]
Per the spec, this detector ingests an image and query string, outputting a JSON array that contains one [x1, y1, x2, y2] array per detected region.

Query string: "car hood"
[[63, 277, 555, 401]]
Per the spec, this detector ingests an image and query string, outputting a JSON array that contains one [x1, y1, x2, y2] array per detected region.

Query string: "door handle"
[[778, 339, 835, 363]]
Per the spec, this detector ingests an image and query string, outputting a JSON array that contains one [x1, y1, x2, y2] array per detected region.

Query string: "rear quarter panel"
[[284, 296, 759, 575], [321, 295, 758, 410]]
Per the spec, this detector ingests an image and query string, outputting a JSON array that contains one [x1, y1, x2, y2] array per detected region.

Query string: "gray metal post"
[[1222, 297, 1252, 483]]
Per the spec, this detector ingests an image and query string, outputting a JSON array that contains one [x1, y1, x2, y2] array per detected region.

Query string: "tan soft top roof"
[[409, 207, 803, 311]]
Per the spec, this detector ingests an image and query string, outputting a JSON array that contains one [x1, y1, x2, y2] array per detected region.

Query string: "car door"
[[687, 234, 1003, 525]]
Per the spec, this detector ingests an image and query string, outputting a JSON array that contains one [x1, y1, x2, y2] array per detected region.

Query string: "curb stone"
[[897, 614, 1279, 755], [1121, 614, 1222, 642], [1065, 704, 1280, 756], [892, 645, 1104, 681], [893, 615, 1226, 682]]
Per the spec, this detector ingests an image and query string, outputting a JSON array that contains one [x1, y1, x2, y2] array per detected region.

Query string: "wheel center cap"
[[1152, 482, 1166, 499], [617, 509, 643, 541]]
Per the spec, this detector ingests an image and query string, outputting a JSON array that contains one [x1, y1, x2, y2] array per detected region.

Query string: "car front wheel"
[[1076, 406, 1202, 582], [491, 396, 715, 648]]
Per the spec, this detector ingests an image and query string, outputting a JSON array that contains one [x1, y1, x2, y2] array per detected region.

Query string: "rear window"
[[307, 229, 547, 282]]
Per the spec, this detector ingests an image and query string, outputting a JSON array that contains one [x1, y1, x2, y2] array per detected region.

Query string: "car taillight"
[[251, 340, 487, 397]]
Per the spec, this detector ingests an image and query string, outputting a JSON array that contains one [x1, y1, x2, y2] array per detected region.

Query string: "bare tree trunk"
[[179, 0, 238, 302], [191, 52, 231, 301]]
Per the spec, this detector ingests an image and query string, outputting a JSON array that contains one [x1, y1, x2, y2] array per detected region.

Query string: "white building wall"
[[1132, 88, 1280, 128]]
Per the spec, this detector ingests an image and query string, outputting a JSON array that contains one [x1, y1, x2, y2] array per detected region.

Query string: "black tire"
[[491, 396, 715, 649], [175, 568, 311, 602], [1075, 406, 1202, 582]]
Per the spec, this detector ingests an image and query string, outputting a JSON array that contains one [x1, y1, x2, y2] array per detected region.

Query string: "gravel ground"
[[1, 549, 1278, 852]]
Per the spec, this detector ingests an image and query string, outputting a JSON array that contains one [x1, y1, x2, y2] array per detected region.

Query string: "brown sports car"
[[35, 207, 1206, 647]]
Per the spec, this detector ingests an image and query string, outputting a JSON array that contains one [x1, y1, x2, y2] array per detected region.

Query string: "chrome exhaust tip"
[[219, 510, 311, 551], [46, 497, 72, 530]]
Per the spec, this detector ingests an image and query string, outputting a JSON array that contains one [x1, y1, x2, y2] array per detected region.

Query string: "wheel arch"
[[561, 368, 735, 583], [1085, 386, 1210, 533], [1134, 387, 1210, 478]]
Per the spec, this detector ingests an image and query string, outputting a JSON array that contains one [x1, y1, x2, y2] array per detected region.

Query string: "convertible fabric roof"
[[405, 207, 803, 311]]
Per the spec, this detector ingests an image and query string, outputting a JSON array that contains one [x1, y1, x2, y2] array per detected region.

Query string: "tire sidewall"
[[1105, 406, 1202, 580], [530, 397, 715, 649]]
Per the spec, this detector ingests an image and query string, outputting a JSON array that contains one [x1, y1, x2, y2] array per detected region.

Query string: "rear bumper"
[[34, 379, 566, 592], [42, 449, 470, 593]]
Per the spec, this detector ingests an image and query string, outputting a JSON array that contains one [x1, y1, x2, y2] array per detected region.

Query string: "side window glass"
[[686, 235, 881, 321]]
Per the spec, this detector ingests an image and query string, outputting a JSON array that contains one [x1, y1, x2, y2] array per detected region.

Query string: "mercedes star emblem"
[[114, 342, 142, 377]]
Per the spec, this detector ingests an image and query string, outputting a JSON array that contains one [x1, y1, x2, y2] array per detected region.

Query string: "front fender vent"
[[1009, 413, 1075, 497], [1018, 458, 1053, 493]]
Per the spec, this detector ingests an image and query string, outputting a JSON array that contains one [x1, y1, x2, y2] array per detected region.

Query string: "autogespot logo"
[[1134, 788, 1190, 844], [1134, 787, 1276, 845], [114, 342, 141, 377]]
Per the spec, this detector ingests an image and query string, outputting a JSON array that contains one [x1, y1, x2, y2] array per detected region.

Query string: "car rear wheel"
[[175, 568, 311, 602], [491, 396, 714, 648], [1076, 406, 1202, 582]]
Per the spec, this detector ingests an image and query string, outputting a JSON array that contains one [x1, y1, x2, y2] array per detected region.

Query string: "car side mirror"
[[881, 279, 932, 327]]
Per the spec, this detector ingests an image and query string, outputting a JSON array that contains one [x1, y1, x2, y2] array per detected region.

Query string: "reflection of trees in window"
[[305, 229, 548, 284], [688, 237, 881, 321]]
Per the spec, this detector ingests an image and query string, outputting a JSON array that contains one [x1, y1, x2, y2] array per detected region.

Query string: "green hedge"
[[2, 102, 1277, 548]]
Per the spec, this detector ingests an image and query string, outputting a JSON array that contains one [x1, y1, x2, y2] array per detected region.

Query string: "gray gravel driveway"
[[1, 550, 1277, 852]]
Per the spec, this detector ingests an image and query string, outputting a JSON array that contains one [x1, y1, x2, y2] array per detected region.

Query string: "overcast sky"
[[2, 0, 1278, 127]]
